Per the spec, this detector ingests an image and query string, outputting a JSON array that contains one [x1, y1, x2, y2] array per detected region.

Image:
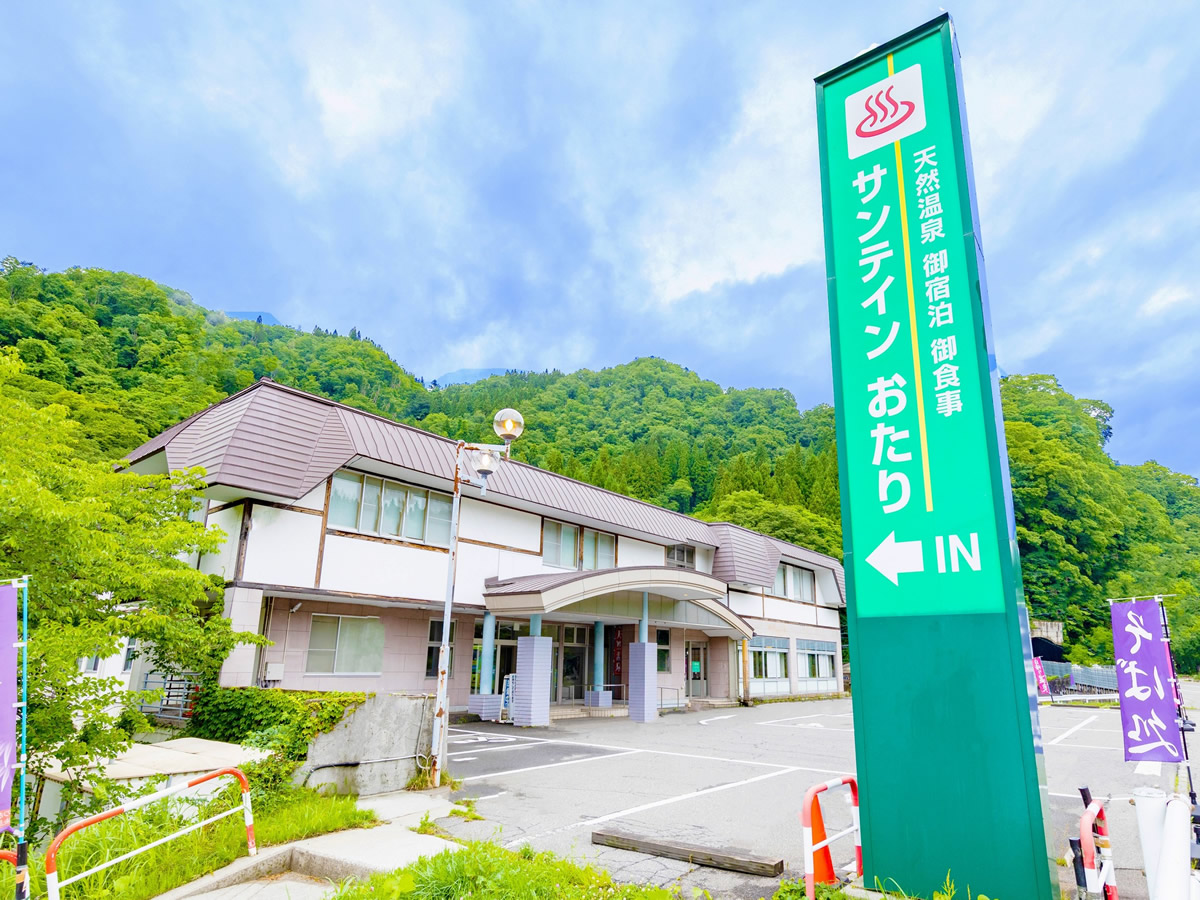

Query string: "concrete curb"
[[154, 848, 297, 900]]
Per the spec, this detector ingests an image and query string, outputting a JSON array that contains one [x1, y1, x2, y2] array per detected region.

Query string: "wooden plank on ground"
[[591, 828, 783, 877]]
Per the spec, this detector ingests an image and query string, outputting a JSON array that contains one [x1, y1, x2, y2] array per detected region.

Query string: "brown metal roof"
[[125, 380, 845, 587]]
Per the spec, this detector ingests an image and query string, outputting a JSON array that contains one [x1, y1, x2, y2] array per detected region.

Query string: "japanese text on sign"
[[1111, 598, 1181, 762]]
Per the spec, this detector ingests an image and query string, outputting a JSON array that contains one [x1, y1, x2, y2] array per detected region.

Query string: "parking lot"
[[439, 693, 1197, 899]]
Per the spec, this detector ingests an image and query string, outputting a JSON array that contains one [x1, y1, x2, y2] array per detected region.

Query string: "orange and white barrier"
[[44, 767, 256, 900], [0, 849, 14, 867], [800, 775, 861, 900], [1077, 798, 1118, 900]]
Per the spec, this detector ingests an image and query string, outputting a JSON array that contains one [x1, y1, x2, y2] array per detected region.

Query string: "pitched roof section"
[[128, 382, 357, 499], [125, 380, 844, 584]]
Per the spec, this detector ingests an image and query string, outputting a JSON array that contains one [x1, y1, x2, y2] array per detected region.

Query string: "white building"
[[125, 380, 844, 722]]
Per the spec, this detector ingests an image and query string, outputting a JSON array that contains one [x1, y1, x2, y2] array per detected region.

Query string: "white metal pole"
[[429, 442, 465, 786]]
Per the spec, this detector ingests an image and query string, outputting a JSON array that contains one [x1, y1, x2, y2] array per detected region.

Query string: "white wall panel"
[[763, 596, 817, 625], [726, 590, 764, 620], [320, 535, 446, 600], [459, 499, 541, 552], [201, 505, 243, 580], [618, 536, 665, 568], [293, 483, 327, 511], [695, 547, 714, 574], [242, 506, 323, 588]]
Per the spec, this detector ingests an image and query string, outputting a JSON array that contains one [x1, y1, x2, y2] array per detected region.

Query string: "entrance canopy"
[[482, 566, 753, 639]]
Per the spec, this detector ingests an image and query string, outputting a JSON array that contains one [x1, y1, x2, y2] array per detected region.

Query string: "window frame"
[[656, 628, 671, 673], [771, 563, 817, 602], [666, 544, 695, 570], [581, 528, 616, 571], [426, 618, 457, 679], [326, 470, 454, 547], [123, 638, 137, 673], [305, 613, 385, 676], [542, 519, 581, 570]]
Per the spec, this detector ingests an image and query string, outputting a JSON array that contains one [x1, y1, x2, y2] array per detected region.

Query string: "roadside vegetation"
[[0, 758, 375, 899]]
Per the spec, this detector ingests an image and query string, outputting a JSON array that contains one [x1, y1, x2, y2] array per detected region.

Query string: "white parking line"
[[455, 757, 478, 761], [507, 765, 811, 846], [450, 743, 540, 758], [699, 715, 735, 725], [1047, 714, 1098, 746], [462, 749, 642, 782], [1135, 761, 1163, 776]]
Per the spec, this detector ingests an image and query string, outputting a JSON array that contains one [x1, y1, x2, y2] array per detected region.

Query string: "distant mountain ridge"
[[224, 310, 281, 326], [433, 367, 519, 386]]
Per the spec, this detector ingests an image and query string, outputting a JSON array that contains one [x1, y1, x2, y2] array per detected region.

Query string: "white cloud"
[[1140, 284, 1192, 317], [636, 46, 825, 303]]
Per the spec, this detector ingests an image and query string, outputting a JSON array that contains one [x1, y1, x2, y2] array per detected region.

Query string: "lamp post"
[[428, 409, 524, 786]]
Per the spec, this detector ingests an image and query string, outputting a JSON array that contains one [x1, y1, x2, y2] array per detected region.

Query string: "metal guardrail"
[[658, 686, 684, 710], [139, 673, 201, 722], [1041, 662, 1118, 694], [45, 767, 256, 900]]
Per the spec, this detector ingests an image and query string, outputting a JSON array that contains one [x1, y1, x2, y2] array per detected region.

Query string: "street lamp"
[[428, 410, 525, 786]]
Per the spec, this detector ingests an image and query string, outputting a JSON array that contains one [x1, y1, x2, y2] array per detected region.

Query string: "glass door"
[[685, 641, 708, 698]]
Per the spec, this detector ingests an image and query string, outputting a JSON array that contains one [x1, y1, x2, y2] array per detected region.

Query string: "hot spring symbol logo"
[[844, 64, 927, 159]]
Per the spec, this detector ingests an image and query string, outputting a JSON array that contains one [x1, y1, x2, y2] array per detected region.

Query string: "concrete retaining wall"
[[297, 693, 434, 795]]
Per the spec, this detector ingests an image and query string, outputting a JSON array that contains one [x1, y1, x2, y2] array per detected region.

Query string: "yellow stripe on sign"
[[888, 52, 933, 512]]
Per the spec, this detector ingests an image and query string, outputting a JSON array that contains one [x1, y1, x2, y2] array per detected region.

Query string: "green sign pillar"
[[815, 15, 1055, 898]]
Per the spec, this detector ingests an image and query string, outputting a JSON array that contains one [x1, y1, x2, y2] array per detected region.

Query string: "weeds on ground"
[[330, 841, 686, 898], [449, 798, 483, 821], [0, 757, 374, 900], [410, 811, 451, 838], [771, 874, 998, 900], [405, 767, 461, 791]]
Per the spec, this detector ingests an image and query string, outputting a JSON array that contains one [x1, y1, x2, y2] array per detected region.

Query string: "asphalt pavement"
[[438, 692, 1200, 900]]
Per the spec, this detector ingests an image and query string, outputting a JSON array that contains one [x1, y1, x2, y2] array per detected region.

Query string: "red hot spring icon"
[[855, 86, 916, 138], [844, 65, 926, 159]]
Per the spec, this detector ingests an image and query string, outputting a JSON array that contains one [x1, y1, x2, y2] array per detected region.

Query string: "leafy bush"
[[187, 687, 367, 759], [0, 782, 374, 899], [331, 842, 685, 899]]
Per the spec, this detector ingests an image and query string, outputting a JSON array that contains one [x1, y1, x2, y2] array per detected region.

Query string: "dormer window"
[[773, 563, 816, 602], [667, 545, 695, 570]]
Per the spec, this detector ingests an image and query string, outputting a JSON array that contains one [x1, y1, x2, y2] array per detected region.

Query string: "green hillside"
[[2, 259, 1200, 665]]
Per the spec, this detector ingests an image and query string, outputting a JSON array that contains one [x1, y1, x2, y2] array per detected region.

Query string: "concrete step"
[[688, 697, 740, 710], [188, 873, 332, 900]]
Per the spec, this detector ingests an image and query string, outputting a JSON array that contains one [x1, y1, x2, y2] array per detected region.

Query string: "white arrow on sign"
[[866, 531, 924, 585]]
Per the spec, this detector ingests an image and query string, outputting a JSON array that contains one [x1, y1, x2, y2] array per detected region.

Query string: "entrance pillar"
[[512, 635, 552, 727], [468, 611, 502, 721], [529, 614, 542, 636], [638, 593, 649, 643], [629, 642, 657, 723], [592, 621, 605, 691]]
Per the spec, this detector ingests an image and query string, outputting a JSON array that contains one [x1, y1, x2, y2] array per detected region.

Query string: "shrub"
[[187, 687, 367, 759], [331, 842, 683, 899]]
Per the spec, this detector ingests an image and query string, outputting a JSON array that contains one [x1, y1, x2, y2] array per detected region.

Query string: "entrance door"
[[685, 641, 708, 698], [497, 644, 517, 693], [561, 645, 586, 703]]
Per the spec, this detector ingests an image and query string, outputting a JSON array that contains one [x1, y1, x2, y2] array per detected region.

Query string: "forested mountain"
[[3, 259, 1199, 666]]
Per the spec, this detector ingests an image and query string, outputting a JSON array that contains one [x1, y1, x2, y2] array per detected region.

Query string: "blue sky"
[[3, 2, 1198, 476]]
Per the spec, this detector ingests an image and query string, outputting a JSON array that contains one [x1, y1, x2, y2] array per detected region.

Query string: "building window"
[[306, 614, 384, 675], [773, 564, 816, 602], [123, 638, 137, 673], [327, 470, 453, 546], [656, 629, 671, 672], [543, 520, 579, 569], [582, 529, 616, 570], [749, 636, 790, 683], [797, 639, 839, 692], [666, 545, 695, 569], [79, 655, 100, 674], [426, 619, 457, 678]]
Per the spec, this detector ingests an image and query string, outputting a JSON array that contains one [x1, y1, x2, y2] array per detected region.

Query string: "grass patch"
[[0, 772, 374, 899], [746, 692, 850, 706], [330, 841, 690, 898], [410, 811, 448, 837], [405, 768, 460, 791], [449, 798, 483, 822]]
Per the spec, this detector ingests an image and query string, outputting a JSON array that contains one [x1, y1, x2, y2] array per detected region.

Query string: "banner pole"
[[14, 577, 28, 900], [1155, 596, 1197, 841]]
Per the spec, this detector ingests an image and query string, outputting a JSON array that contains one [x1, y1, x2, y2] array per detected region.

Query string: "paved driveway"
[[441, 694, 1195, 899]]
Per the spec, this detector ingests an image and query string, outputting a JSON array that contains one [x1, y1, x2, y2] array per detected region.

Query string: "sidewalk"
[[157, 789, 461, 899]]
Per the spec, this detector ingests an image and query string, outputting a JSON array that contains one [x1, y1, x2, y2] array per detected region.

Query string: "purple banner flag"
[[1112, 598, 1182, 762], [1032, 657, 1050, 696], [0, 585, 17, 829]]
